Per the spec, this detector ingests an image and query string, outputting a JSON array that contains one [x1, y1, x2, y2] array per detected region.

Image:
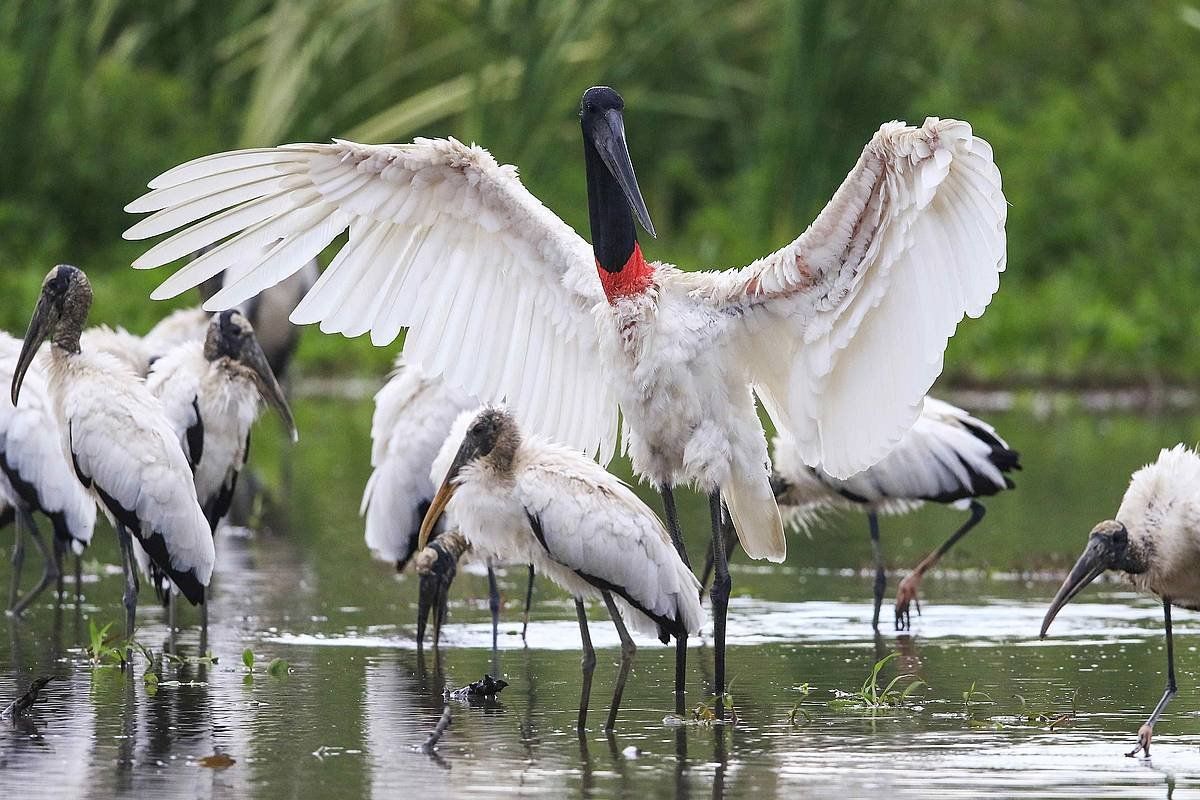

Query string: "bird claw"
[[893, 575, 923, 631], [1126, 724, 1153, 758]]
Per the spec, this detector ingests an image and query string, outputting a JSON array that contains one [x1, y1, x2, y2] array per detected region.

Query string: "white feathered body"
[[1118, 445, 1200, 609], [773, 396, 1018, 531], [143, 307, 210, 360], [80, 325, 153, 377], [598, 277, 779, 560], [147, 340, 261, 525], [44, 345, 214, 599], [361, 358, 475, 567], [0, 335, 96, 552], [434, 427, 706, 641]]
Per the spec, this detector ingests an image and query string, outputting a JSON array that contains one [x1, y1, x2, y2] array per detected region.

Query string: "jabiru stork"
[[124, 85, 1007, 715], [769, 396, 1020, 629], [138, 309, 296, 636], [417, 406, 705, 729], [10, 265, 215, 640], [0, 332, 97, 613], [1041, 444, 1200, 758]]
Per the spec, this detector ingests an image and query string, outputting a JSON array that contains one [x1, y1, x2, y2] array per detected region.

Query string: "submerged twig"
[[421, 705, 453, 752]]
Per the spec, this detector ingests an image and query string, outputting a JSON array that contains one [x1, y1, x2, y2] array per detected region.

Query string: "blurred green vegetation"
[[2, 0, 1198, 383]]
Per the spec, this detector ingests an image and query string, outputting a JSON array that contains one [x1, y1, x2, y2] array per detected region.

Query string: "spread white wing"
[[701, 118, 1006, 478], [125, 138, 618, 460]]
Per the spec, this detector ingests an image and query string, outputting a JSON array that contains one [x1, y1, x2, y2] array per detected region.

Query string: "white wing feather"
[[126, 138, 618, 460], [52, 351, 214, 584], [0, 336, 96, 550], [362, 359, 476, 566], [513, 441, 706, 639], [773, 396, 1018, 531], [705, 119, 1006, 478]]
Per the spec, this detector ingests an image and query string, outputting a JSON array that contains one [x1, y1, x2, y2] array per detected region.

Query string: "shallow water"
[[3, 399, 1200, 799]]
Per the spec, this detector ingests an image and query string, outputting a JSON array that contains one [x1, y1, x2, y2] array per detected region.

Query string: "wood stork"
[[125, 85, 1007, 715], [766, 396, 1020, 629], [417, 406, 706, 729], [1041, 444, 1200, 758], [148, 308, 297, 529], [10, 265, 215, 639], [0, 333, 96, 614], [137, 309, 296, 636], [360, 358, 517, 647]]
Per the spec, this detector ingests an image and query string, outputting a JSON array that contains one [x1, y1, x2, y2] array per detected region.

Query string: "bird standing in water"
[[126, 85, 1007, 716], [1041, 444, 1200, 757], [11, 265, 215, 641], [417, 406, 705, 728]]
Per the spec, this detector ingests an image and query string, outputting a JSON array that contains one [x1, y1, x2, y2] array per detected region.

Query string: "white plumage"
[[1041, 444, 1200, 758], [0, 333, 96, 556], [771, 395, 1019, 628], [1111, 445, 1200, 608], [11, 267, 215, 633], [361, 357, 475, 568], [125, 88, 1005, 714], [80, 324, 154, 377], [125, 113, 1005, 569], [428, 408, 706, 642], [773, 396, 1019, 528]]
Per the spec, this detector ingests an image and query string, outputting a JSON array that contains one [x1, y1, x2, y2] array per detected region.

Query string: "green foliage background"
[[2, 0, 1197, 383]]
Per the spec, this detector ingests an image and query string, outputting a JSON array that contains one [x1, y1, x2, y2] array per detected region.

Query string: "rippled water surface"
[[4, 399, 1200, 799]]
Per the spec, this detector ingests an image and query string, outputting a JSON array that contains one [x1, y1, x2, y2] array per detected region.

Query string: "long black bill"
[[1040, 537, 1110, 638], [242, 337, 298, 442], [592, 108, 656, 238], [11, 296, 52, 406]]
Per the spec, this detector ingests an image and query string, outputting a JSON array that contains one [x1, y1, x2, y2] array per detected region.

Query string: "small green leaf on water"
[[242, 649, 255, 670], [143, 671, 159, 696], [267, 658, 289, 678]]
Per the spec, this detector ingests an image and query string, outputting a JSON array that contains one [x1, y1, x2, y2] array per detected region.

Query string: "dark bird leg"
[[601, 591, 637, 731], [486, 561, 500, 651], [115, 523, 139, 643], [868, 511, 886, 630], [167, 593, 177, 655], [575, 598, 596, 730], [200, 589, 208, 657], [659, 487, 691, 568], [896, 500, 986, 630], [708, 490, 731, 720], [674, 632, 687, 716], [74, 553, 82, 603], [432, 581, 449, 649], [53, 535, 65, 600], [699, 522, 740, 599], [521, 564, 535, 643], [9, 510, 58, 617], [1128, 599, 1178, 758], [7, 515, 25, 612]]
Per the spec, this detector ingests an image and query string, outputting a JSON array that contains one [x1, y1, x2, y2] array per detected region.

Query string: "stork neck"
[[52, 321, 82, 356], [583, 137, 652, 302]]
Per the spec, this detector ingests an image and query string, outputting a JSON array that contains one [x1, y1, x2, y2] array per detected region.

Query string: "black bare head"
[[12, 265, 93, 405], [1040, 519, 1145, 638], [579, 85, 655, 274], [417, 406, 521, 551], [205, 309, 298, 442]]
